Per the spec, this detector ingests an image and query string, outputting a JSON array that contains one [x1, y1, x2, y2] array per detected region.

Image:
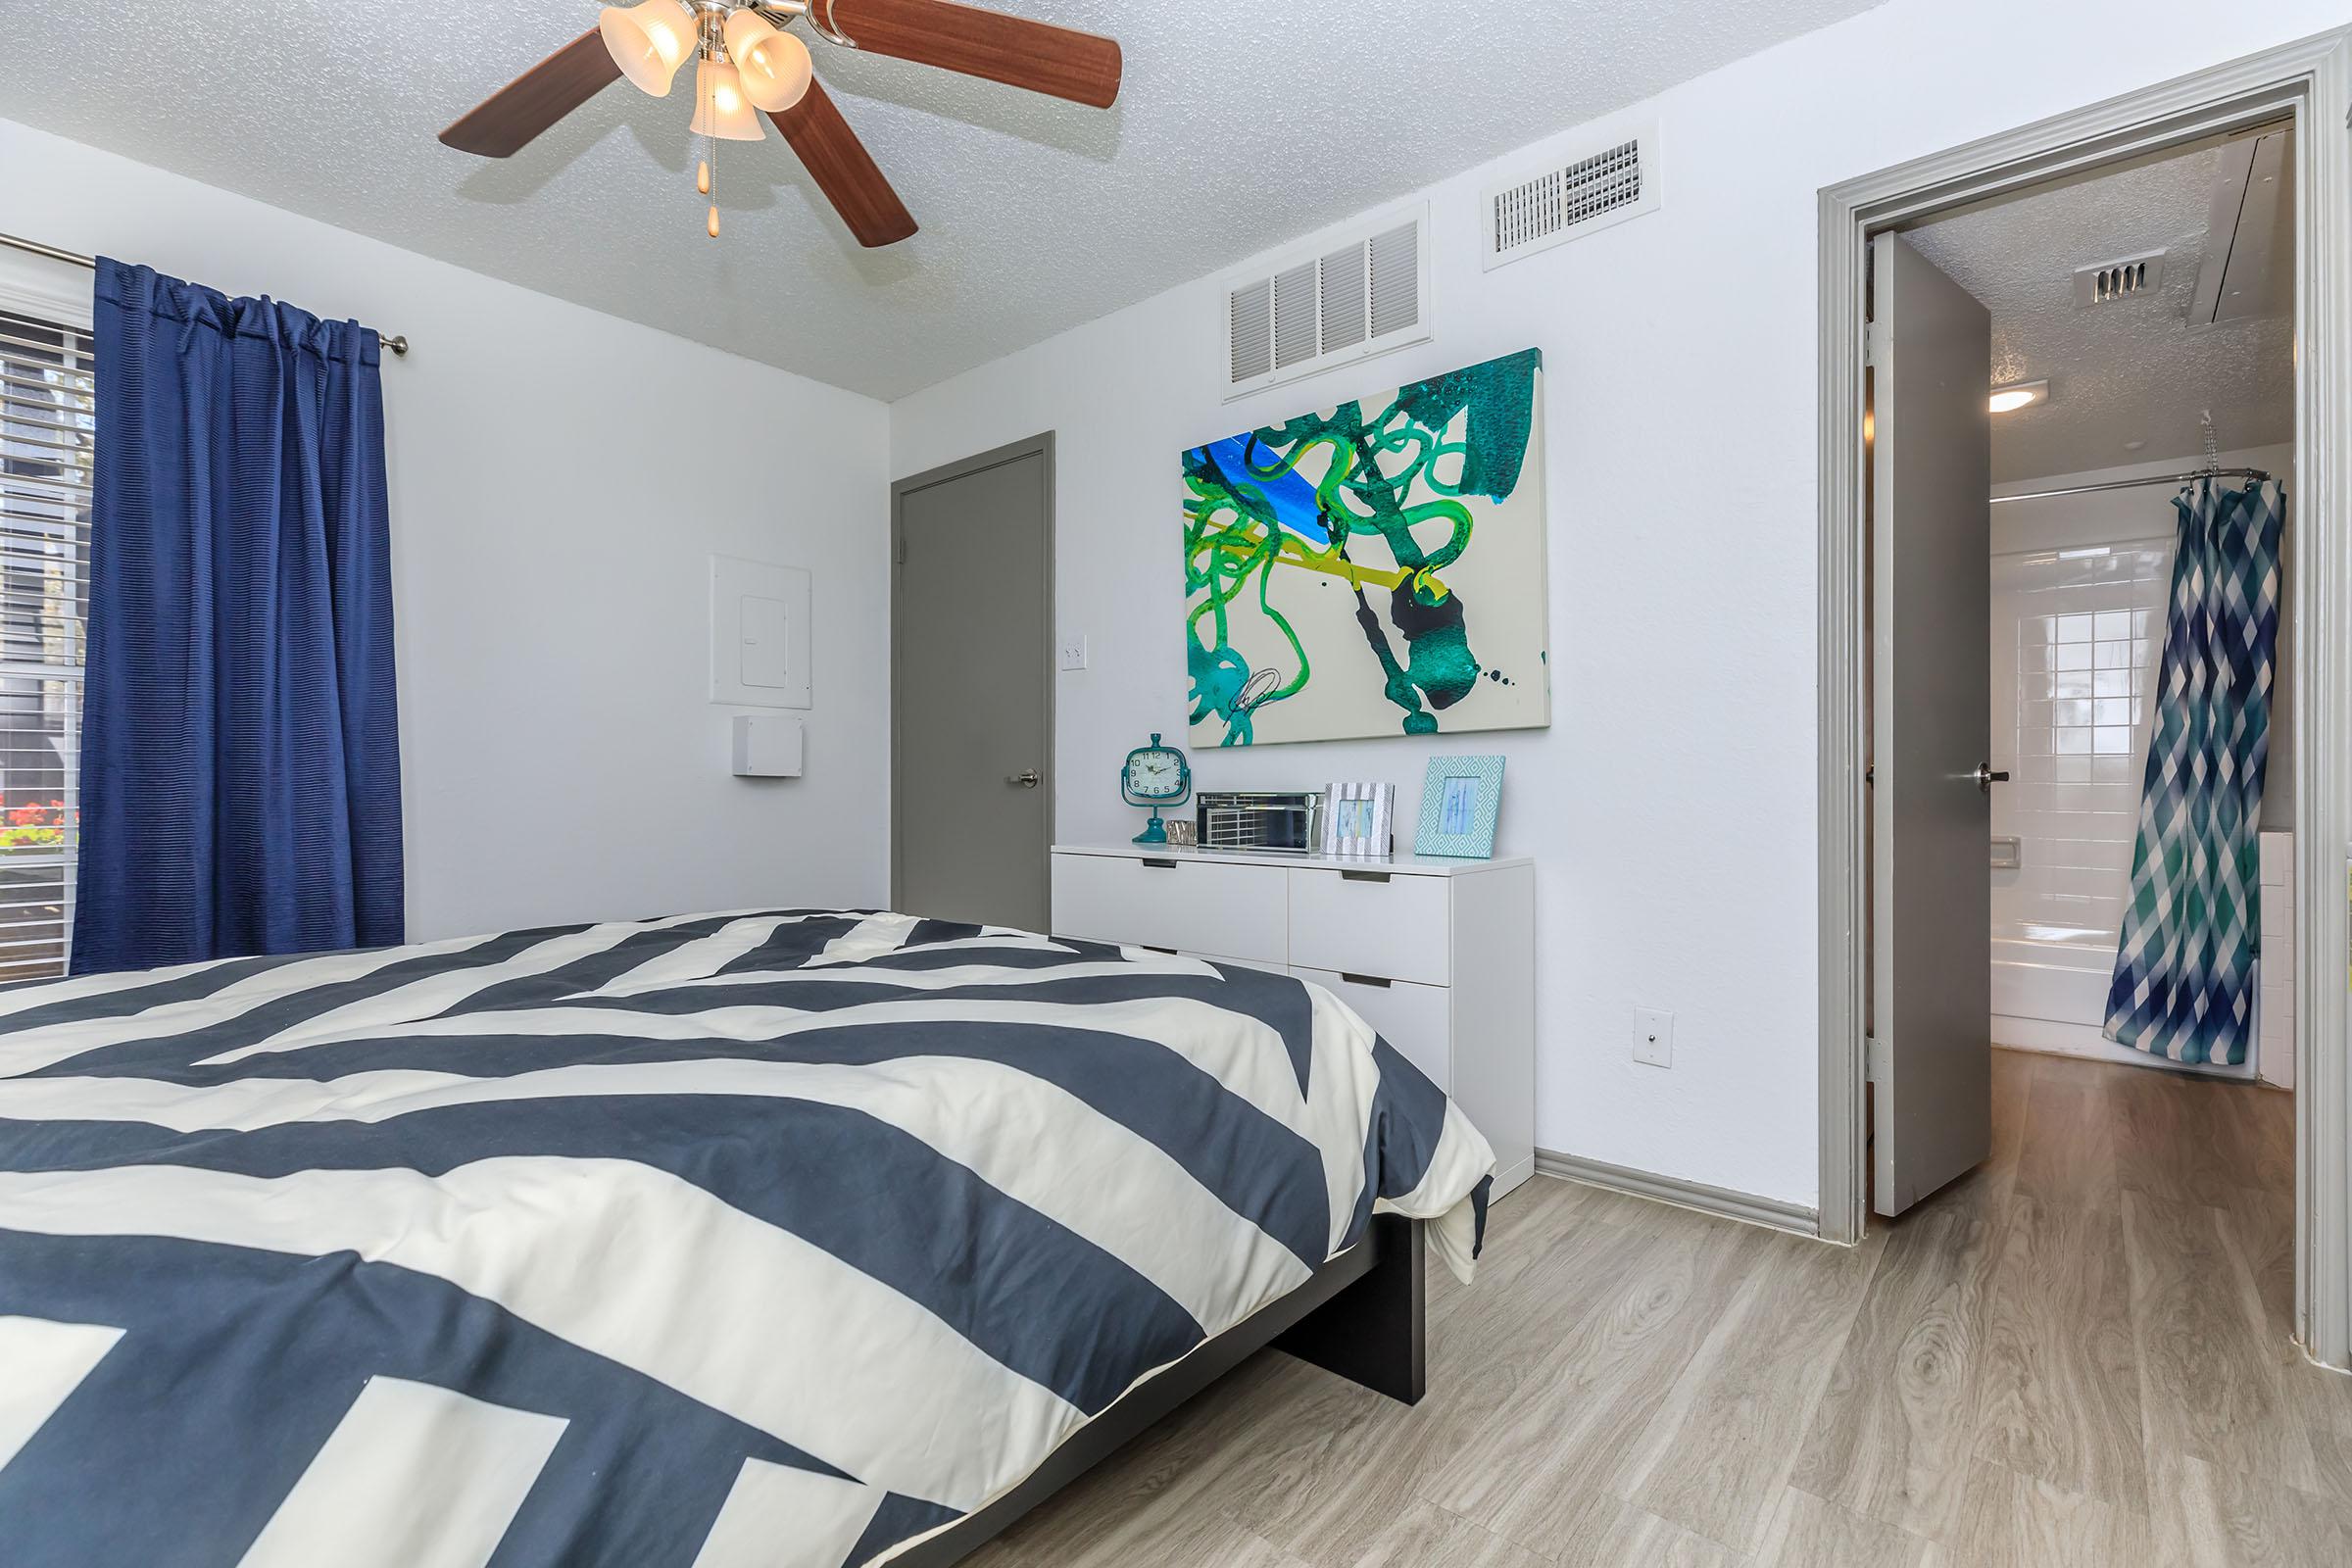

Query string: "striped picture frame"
[[1322, 781, 1396, 858]]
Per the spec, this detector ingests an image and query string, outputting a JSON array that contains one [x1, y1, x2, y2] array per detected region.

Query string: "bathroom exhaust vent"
[[2074, 249, 2167, 306], [1481, 122, 1659, 270], [1219, 206, 1430, 401]]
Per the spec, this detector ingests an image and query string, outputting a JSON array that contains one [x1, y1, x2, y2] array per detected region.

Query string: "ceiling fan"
[[439, 0, 1123, 247]]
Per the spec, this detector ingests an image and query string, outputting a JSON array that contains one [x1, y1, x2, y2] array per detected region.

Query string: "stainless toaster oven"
[[1196, 790, 1324, 854]]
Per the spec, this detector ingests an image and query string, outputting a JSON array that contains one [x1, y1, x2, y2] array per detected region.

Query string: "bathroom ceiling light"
[[1989, 379, 2049, 415]]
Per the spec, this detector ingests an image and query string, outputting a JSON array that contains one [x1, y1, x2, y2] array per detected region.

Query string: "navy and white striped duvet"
[[0, 909, 1494, 1568]]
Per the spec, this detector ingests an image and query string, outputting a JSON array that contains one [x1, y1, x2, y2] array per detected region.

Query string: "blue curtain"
[[2102, 478, 2282, 1065], [71, 260, 402, 975]]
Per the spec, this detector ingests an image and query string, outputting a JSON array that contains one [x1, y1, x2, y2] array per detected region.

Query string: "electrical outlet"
[[1633, 1006, 1674, 1068], [1058, 634, 1090, 671]]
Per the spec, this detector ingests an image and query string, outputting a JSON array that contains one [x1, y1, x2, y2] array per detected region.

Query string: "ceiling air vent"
[[2074, 249, 2167, 307], [1218, 206, 1430, 401], [1482, 122, 1660, 270]]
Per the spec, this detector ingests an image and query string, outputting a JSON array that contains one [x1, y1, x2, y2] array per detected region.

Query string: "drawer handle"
[[1340, 869, 1392, 883], [1141, 858, 1179, 869], [1340, 972, 1394, 989]]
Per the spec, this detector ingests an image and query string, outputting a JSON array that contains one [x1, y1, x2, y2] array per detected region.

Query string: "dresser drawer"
[[1294, 966, 1451, 1092], [1052, 853, 1288, 964], [1286, 868, 1450, 986]]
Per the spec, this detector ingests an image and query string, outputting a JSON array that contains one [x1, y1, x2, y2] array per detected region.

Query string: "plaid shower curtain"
[[2103, 477, 2284, 1066]]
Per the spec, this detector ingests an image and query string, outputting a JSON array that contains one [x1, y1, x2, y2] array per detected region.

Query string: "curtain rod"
[[0, 230, 409, 358], [1990, 466, 2276, 506]]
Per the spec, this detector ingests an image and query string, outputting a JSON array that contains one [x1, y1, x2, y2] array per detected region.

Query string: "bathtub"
[[1990, 926, 2260, 1078]]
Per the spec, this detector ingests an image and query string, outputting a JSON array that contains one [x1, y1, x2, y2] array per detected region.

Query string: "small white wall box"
[[710, 556, 812, 709], [732, 714, 805, 778]]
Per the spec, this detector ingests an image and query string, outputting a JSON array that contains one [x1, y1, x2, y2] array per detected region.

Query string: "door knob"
[[1974, 762, 2010, 793], [1007, 769, 1042, 788]]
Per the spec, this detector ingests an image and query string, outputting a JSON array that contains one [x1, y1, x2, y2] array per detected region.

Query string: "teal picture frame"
[[1414, 755, 1504, 858]]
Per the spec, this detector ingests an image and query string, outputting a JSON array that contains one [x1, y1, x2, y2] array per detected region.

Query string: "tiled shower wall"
[[1988, 536, 2170, 963]]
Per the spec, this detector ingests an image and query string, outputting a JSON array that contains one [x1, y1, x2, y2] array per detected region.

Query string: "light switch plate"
[[1634, 1006, 1674, 1068], [1058, 634, 1090, 671]]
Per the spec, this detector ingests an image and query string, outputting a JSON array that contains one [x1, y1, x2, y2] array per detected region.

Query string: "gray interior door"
[[894, 447, 1052, 930], [1870, 233, 1994, 1218]]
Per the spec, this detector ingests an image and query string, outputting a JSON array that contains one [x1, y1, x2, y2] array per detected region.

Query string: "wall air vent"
[[2074, 249, 2167, 306], [1218, 206, 1430, 401], [1481, 122, 1659, 270], [1227, 277, 1272, 384]]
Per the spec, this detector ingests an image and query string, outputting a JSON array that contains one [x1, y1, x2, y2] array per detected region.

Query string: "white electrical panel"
[[710, 556, 812, 709], [732, 714, 805, 778]]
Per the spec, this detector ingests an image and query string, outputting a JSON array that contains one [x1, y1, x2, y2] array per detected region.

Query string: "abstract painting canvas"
[[1183, 348, 1549, 746]]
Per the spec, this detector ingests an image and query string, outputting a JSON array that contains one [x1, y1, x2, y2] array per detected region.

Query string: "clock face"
[[1125, 750, 1186, 800]]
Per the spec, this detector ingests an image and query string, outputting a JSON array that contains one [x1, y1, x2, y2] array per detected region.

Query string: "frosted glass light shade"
[[723, 12, 813, 112], [600, 0, 697, 97], [688, 59, 766, 142]]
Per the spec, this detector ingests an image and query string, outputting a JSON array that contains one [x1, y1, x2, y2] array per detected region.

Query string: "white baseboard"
[[1533, 1149, 1819, 1238]]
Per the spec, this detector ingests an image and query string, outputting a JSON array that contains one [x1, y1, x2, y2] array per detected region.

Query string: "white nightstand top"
[[1052, 843, 1533, 877]]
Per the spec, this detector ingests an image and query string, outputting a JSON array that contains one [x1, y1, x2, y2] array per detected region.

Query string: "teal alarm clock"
[[1121, 733, 1192, 845]]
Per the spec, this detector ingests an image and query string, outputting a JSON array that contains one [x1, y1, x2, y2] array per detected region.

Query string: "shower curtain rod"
[[0, 230, 409, 358], [1991, 466, 2275, 506]]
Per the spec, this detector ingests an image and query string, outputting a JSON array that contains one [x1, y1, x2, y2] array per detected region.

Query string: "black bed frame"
[[893, 1213, 1427, 1567]]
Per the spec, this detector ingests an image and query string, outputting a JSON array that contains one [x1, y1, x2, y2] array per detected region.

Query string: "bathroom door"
[[1870, 233, 1993, 1217]]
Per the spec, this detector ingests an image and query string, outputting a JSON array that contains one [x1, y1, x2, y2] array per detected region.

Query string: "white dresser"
[[1051, 844, 1535, 1198]]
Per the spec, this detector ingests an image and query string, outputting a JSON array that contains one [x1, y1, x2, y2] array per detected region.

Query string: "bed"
[[0, 908, 1494, 1567]]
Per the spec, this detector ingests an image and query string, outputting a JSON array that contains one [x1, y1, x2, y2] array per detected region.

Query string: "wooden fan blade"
[[439, 29, 621, 158], [769, 77, 920, 248], [819, 0, 1122, 109]]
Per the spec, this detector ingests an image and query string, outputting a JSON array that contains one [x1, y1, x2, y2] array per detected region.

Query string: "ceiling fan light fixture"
[[688, 58, 767, 142], [724, 11, 814, 112], [599, 0, 698, 98]]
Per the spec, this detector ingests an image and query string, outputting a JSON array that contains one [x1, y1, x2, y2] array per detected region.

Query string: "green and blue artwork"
[[1183, 348, 1550, 747]]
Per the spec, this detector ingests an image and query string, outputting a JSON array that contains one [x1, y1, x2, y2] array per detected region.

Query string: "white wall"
[[888, 0, 2346, 1207], [1, 116, 895, 940]]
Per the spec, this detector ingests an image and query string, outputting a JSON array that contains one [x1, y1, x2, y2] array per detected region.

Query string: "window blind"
[[0, 304, 93, 983]]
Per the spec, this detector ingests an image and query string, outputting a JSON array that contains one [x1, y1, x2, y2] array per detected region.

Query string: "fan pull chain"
[[708, 137, 721, 239], [702, 74, 720, 238]]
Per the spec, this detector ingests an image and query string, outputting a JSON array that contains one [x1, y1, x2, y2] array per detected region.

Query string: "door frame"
[[1815, 28, 2352, 1369], [889, 433, 1057, 923]]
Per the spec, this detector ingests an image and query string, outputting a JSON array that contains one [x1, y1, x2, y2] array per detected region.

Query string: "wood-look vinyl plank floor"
[[1968, 1191, 2146, 1511], [2124, 1187, 2320, 1495], [1752, 1488, 1936, 1568], [957, 1049, 2345, 1568], [1790, 1166, 2006, 1539], [1933, 1454, 2151, 1565], [1417, 1211, 1781, 1554]]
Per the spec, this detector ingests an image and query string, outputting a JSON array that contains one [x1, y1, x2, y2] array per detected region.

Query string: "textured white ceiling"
[[1904, 137, 2295, 484], [0, 0, 1886, 400]]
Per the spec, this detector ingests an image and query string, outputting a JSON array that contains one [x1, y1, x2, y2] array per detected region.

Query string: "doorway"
[[1817, 30, 2352, 1370], [891, 435, 1055, 931]]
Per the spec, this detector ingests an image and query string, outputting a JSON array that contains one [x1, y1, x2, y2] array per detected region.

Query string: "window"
[[0, 295, 93, 982]]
